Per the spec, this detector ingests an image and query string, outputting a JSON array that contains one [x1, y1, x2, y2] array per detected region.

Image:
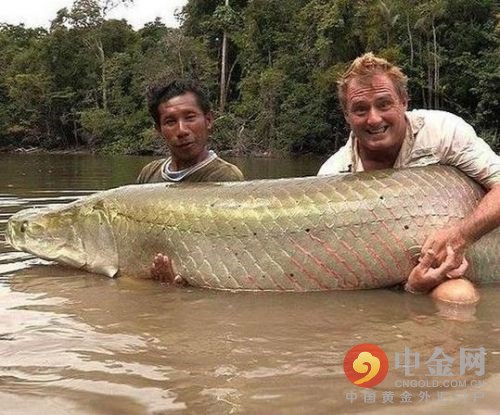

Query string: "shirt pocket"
[[408, 147, 441, 167]]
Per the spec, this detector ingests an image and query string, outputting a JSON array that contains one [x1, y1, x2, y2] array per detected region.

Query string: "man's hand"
[[405, 245, 468, 293], [420, 225, 469, 269], [150, 253, 187, 285]]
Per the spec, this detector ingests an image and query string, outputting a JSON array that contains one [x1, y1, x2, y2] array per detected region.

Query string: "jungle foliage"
[[0, 0, 498, 154]]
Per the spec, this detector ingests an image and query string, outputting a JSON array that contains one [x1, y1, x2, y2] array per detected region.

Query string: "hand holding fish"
[[405, 245, 468, 293], [150, 253, 187, 286]]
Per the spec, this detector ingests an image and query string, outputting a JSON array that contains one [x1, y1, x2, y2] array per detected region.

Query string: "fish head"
[[6, 200, 119, 277]]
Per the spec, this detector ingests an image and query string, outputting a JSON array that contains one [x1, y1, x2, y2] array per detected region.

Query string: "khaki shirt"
[[318, 110, 500, 189], [136, 155, 244, 184]]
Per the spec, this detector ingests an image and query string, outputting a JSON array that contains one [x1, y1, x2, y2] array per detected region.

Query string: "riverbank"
[[0, 145, 92, 155], [0, 145, 287, 159]]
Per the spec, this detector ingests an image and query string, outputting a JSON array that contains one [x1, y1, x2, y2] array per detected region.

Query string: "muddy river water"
[[0, 153, 498, 414]]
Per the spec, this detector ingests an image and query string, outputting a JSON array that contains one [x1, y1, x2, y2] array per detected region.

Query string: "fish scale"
[[6, 165, 500, 291]]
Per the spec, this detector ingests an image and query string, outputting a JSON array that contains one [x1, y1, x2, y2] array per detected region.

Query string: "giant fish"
[[6, 165, 500, 291]]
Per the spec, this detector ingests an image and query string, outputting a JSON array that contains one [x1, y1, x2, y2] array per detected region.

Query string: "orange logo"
[[344, 343, 389, 387]]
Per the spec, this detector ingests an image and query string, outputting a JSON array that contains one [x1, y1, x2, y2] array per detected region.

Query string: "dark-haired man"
[[138, 80, 244, 284], [137, 79, 244, 183]]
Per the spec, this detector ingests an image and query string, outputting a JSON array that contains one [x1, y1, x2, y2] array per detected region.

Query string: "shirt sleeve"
[[207, 164, 245, 182], [136, 167, 148, 184], [438, 115, 500, 189], [317, 144, 352, 175], [136, 159, 165, 184]]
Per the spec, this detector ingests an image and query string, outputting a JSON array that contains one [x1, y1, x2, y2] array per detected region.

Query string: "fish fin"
[[80, 207, 120, 278], [90, 264, 118, 278]]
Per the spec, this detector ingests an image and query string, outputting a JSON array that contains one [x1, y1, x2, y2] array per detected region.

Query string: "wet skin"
[[405, 246, 478, 304]]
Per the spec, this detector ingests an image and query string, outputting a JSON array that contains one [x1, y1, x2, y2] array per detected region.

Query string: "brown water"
[[0, 153, 499, 415]]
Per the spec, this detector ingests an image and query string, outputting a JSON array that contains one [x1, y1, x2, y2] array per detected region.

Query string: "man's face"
[[344, 73, 408, 154], [157, 92, 213, 170]]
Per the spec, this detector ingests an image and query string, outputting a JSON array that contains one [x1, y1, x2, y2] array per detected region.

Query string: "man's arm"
[[421, 184, 500, 268], [416, 112, 500, 270]]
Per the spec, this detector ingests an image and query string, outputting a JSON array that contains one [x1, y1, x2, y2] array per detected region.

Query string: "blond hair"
[[337, 52, 408, 111]]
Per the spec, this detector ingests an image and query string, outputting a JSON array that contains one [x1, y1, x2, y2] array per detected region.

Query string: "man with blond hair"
[[318, 52, 500, 302]]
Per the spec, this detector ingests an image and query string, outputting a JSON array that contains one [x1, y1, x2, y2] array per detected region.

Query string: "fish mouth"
[[5, 219, 17, 249], [5, 215, 25, 251]]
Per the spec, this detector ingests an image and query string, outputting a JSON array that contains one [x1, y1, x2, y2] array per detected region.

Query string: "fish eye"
[[20, 222, 28, 233]]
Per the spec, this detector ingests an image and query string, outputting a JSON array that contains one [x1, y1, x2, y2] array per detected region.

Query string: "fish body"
[[6, 166, 500, 291]]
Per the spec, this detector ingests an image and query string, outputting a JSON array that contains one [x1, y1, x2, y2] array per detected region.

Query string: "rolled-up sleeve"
[[439, 115, 500, 189]]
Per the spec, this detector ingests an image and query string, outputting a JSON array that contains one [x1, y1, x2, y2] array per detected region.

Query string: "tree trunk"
[[219, 0, 229, 113], [432, 19, 439, 109], [406, 14, 414, 65], [220, 31, 228, 113], [72, 108, 79, 146], [418, 39, 426, 108], [427, 43, 432, 109], [225, 56, 238, 102], [96, 39, 107, 111]]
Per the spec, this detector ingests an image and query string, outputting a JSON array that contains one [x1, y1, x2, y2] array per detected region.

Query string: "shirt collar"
[[161, 150, 217, 182]]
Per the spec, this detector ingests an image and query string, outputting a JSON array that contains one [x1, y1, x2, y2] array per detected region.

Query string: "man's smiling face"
[[344, 73, 408, 155], [157, 92, 213, 170]]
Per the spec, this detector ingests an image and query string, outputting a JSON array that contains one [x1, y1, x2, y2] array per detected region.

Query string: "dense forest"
[[0, 0, 498, 155]]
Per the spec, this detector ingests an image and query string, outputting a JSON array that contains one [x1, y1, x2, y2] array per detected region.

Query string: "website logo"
[[344, 343, 389, 387]]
